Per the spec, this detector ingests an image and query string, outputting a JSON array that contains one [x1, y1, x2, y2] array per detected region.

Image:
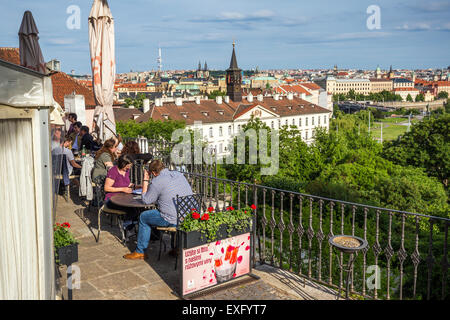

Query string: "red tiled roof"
[[436, 81, 450, 87], [50, 72, 97, 109], [0, 47, 20, 65], [113, 107, 143, 122], [298, 82, 322, 91], [135, 96, 331, 125], [276, 85, 312, 96]]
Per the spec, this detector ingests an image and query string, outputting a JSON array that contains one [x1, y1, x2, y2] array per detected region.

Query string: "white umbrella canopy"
[[18, 11, 46, 73], [88, 0, 116, 143]]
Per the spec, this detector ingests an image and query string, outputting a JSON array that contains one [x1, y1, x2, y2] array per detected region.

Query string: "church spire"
[[229, 40, 239, 70], [226, 41, 242, 102]]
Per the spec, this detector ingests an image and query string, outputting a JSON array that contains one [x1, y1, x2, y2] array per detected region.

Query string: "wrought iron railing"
[[180, 171, 449, 300], [120, 137, 448, 299]]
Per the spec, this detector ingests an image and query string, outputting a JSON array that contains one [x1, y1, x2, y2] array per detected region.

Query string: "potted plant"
[[54, 222, 79, 266], [179, 205, 255, 249]]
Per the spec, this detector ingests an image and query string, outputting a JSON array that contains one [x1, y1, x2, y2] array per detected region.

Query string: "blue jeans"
[[135, 209, 176, 254]]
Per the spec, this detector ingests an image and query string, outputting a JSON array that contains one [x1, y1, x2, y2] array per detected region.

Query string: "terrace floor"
[[55, 187, 340, 300]]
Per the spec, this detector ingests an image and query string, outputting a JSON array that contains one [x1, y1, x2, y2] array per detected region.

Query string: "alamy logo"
[[366, 265, 381, 290], [67, 264, 81, 290], [366, 5, 381, 30], [66, 5, 81, 30]]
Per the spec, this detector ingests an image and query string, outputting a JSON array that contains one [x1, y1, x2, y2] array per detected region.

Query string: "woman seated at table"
[[92, 137, 117, 181], [104, 154, 138, 232]]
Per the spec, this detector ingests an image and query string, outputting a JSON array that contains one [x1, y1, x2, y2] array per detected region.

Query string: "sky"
[[1, 0, 449, 74]]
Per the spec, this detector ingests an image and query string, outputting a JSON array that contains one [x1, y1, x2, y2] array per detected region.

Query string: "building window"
[[285, 119, 288, 126], [238, 124, 241, 132], [318, 116, 321, 125], [271, 121, 274, 129], [324, 115, 327, 124], [312, 117, 315, 126], [219, 126, 223, 136], [299, 118, 302, 127], [209, 127, 213, 138], [306, 117, 309, 126], [305, 131, 308, 140], [228, 125, 232, 135], [219, 143, 223, 153], [292, 118, 295, 126]]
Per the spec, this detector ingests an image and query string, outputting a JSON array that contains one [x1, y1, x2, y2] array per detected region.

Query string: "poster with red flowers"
[[182, 233, 251, 296]]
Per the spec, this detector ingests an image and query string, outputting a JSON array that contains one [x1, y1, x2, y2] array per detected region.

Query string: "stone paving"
[[55, 187, 338, 300]]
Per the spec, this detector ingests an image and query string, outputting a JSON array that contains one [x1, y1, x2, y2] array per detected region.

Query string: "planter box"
[[56, 243, 78, 266], [181, 222, 252, 249]]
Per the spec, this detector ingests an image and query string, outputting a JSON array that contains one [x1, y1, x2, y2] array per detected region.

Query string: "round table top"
[[110, 193, 155, 209]]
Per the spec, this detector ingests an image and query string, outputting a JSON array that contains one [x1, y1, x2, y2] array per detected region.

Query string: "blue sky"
[[1, 0, 449, 73]]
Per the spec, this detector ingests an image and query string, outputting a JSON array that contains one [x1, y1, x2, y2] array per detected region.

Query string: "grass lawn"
[[371, 122, 409, 141]]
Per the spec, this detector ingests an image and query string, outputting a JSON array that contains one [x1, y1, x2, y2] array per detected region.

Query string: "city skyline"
[[0, 0, 449, 74]]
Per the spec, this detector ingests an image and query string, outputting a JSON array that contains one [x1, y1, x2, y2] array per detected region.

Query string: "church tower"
[[226, 41, 242, 102], [203, 61, 209, 79], [196, 61, 203, 79]]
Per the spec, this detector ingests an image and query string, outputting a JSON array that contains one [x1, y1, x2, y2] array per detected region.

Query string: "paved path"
[[55, 188, 338, 300]]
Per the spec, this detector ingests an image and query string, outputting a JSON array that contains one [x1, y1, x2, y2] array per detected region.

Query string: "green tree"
[[116, 119, 186, 141], [415, 93, 425, 102], [406, 94, 413, 102], [437, 91, 449, 99], [383, 114, 450, 187], [207, 90, 226, 100]]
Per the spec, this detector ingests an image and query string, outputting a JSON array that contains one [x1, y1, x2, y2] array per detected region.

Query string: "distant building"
[[392, 78, 414, 89], [369, 78, 393, 93], [323, 76, 371, 95], [393, 87, 420, 101]]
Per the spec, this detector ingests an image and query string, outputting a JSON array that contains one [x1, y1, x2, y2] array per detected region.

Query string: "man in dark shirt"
[[79, 126, 95, 152]]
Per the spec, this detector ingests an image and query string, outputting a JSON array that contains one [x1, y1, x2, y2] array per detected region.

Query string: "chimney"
[[143, 99, 150, 113], [216, 96, 223, 104], [300, 93, 306, 100], [287, 92, 293, 100], [257, 94, 263, 102], [155, 98, 161, 107], [224, 96, 230, 103], [195, 96, 201, 104], [274, 94, 280, 101], [247, 92, 254, 103], [175, 97, 183, 106]]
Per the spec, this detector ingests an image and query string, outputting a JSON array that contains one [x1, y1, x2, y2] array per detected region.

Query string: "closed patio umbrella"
[[18, 11, 46, 73], [88, 0, 116, 143]]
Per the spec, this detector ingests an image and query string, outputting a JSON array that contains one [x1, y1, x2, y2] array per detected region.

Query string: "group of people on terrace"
[[52, 112, 193, 260]]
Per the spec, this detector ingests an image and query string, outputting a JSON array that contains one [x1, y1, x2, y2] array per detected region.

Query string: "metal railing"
[[120, 137, 448, 299], [181, 171, 449, 300]]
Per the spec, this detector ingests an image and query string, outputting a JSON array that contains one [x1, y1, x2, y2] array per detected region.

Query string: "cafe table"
[[109, 193, 155, 209]]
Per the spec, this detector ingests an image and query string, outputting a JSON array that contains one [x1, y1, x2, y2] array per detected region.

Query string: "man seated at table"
[[123, 159, 193, 260]]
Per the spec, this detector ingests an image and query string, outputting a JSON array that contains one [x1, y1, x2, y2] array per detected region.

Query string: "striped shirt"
[[142, 169, 193, 225]]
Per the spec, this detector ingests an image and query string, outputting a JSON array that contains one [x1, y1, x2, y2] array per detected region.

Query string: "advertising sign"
[[182, 233, 251, 296]]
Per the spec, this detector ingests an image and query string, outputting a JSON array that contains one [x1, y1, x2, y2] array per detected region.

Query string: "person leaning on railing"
[[92, 138, 117, 181], [123, 159, 193, 260]]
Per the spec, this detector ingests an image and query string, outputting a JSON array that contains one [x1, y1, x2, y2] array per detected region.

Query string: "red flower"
[[201, 213, 210, 221], [228, 206, 235, 211], [62, 222, 71, 228], [207, 207, 214, 213], [250, 204, 256, 210], [192, 212, 200, 219]]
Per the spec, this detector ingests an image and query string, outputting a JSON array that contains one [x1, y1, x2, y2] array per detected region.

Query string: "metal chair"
[[93, 175, 128, 244], [172, 193, 205, 270]]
